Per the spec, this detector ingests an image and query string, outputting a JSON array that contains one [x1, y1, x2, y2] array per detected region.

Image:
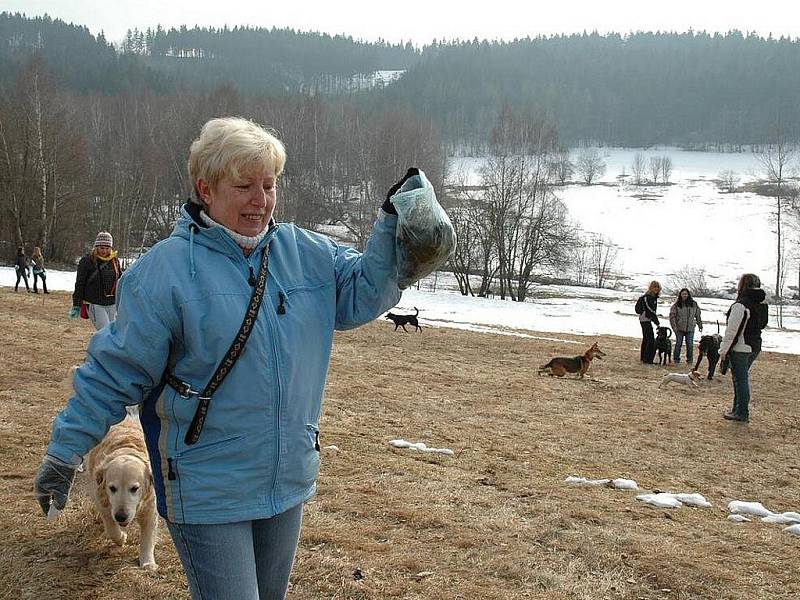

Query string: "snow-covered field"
[[401, 272, 800, 355], [449, 148, 789, 292], [6, 265, 798, 355]]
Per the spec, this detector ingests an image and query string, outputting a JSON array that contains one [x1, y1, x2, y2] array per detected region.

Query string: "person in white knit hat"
[[69, 231, 122, 330]]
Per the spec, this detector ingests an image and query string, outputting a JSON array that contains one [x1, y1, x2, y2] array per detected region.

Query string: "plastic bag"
[[390, 169, 456, 289]]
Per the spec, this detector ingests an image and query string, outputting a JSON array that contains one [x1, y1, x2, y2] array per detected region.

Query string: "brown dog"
[[86, 417, 158, 570], [538, 342, 606, 378]]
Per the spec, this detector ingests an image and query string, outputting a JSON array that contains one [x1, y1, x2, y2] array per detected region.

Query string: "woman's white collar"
[[199, 211, 269, 250]]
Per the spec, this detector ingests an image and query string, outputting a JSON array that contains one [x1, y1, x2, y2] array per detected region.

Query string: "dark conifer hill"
[[1, 11, 799, 147]]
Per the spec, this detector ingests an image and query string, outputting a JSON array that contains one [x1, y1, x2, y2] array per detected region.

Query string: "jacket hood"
[[740, 288, 766, 304]]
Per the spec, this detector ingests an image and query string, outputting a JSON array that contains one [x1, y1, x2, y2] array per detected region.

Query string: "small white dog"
[[659, 370, 702, 389], [86, 417, 158, 570]]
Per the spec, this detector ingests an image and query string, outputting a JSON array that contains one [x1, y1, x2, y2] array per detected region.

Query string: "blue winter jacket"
[[47, 204, 401, 524]]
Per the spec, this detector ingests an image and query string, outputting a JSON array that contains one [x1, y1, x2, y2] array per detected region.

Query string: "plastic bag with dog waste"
[[390, 169, 456, 289]]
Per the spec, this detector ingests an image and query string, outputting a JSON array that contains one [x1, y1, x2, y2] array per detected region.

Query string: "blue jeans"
[[729, 350, 759, 420], [673, 330, 695, 364], [88, 303, 116, 331], [166, 503, 304, 600]]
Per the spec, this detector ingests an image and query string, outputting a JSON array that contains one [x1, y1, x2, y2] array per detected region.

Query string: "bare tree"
[[455, 106, 576, 302], [0, 56, 87, 257], [717, 169, 740, 193], [631, 153, 646, 186], [548, 149, 573, 185], [756, 128, 796, 327], [446, 168, 496, 296], [649, 156, 663, 184], [667, 266, 720, 298], [589, 235, 619, 288], [660, 156, 673, 184], [575, 148, 606, 185], [572, 241, 591, 286]]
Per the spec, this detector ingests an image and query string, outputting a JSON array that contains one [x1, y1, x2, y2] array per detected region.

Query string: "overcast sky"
[[4, 0, 800, 45]]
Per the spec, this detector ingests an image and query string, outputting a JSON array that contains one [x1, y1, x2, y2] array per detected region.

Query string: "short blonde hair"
[[647, 280, 661, 295], [188, 117, 287, 204]]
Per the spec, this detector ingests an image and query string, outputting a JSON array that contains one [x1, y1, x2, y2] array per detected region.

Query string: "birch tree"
[[756, 129, 796, 327]]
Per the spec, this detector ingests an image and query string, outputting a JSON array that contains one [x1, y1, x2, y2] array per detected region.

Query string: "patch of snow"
[[610, 478, 639, 490], [636, 493, 683, 509], [762, 512, 800, 525], [727, 500, 774, 518], [783, 524, 800, 536], [396, 285, 800, 355], [728, 514, 751, 523], [670, 493, 712, 508], [564, 476, 611, 486], [389, 439, 454, 456]]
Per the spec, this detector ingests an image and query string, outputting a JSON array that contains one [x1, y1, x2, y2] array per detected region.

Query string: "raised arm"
[[333, 211, 401, 330]]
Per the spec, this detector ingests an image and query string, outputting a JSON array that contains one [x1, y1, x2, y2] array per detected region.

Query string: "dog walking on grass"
[[695, 321, 723, 379], [659, 370, 703, 389], [538, 342, 606, 378], [385, 307, 422, 332], [86, 418, 159, 570]]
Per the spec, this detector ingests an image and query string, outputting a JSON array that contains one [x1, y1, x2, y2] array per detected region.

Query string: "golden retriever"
[[86, 417, 158, 570]]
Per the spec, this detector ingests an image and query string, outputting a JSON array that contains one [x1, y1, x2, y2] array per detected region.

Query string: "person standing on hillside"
[[719, 273, 768, 423], [636, 280, 661, 364], [14, 246, 31, 292], [669, 288, 702, 364], [69, 232, 122, 330], [31, 246, 49, 294], [34, 117, 454, 599]]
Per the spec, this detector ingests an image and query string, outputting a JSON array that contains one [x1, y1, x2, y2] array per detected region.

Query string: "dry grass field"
[[1, 287, 799, 600]]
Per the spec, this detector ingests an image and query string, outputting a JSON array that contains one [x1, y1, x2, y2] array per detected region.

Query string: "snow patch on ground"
[[389, 439, 454, 456]]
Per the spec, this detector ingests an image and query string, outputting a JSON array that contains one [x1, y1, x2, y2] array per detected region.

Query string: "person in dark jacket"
[[31, 246, 49, 294], [637, 280, 661, 364], [14, 246, 31, 292], [69, 232, 121, 330], [669, 288, 703, 364], [720, 273, 769, 422]]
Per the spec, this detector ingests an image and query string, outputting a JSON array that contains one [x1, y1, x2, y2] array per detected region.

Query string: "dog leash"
[[163, 244, 270, 445]]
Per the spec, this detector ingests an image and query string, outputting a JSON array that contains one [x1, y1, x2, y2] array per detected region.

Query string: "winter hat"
[[94, 231, 113, 247]]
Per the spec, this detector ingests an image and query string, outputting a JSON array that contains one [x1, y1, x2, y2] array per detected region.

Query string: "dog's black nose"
[[114, 512, 128, 523]]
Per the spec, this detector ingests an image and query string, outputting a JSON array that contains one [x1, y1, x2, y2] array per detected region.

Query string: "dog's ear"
[[95, 462, 107, 487]]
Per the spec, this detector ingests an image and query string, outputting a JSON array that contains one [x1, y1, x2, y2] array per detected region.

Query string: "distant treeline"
[[383, 31, 800, 148], [2, 13, 800, 147]]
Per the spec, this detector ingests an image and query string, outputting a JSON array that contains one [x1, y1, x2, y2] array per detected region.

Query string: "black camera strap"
[[163, 244, 270, 445]]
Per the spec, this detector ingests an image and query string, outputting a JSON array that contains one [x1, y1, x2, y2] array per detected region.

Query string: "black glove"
[[381, 167, 420, 215], [34, 455, 78, 516]]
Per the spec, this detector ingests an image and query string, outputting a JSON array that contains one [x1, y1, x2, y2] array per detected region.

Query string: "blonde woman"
[[636, 280, 662, 364], [35, 117, 450, 598], [31, 246, 49, 294]]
